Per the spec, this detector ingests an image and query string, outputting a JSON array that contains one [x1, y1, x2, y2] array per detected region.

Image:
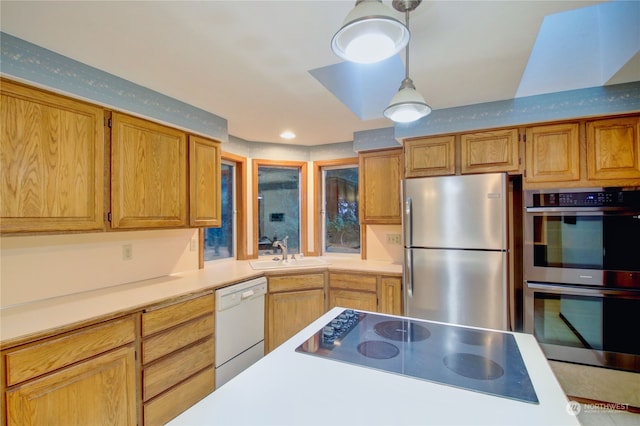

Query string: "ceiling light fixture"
[[331, 0, 410, 64], [280, 131, 296, 140], [383, 0, 431, 123]]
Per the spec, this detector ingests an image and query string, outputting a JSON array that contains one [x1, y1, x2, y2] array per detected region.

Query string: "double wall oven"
[[524, 188, 640, 372]]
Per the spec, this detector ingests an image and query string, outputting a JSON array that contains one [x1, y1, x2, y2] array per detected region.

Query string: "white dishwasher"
[[215, 277, 267, 388]]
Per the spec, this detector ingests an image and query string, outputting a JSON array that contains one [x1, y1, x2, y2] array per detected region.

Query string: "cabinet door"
[[0, 79, 105, 233], [189, 135, 221, 227], [460, 128, 519, 174], [379, 276, 402, 315], [525, 123, 580, 183], [359, 149, 402, 224], [587, 116, 640, 180], [111, 112, 187, 228], [404, 135, 455, 177], [267, 289, 325, 352], [329, 289, 377, 312], [6, 345, 137, 426]]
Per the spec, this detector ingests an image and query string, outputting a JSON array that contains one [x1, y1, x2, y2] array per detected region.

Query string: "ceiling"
[[1, 1, 638, 146]]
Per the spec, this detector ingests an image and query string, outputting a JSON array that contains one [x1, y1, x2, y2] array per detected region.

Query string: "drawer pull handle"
[[241, 290, 255, 299]]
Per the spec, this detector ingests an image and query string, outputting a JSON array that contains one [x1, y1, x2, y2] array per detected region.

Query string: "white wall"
[[0, 229, 198, 308]]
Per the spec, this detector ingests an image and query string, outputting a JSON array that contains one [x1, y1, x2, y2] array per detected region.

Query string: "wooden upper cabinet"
[[111, 112, 187, 229], [587, 116, 640, 181], [0, 79, 105, 233], [189, 135, 221, 227], [404, 135, 455, 177], [525, 122, 580, 183], [359, 148, 402, 224], [460, 128, 519, 174]]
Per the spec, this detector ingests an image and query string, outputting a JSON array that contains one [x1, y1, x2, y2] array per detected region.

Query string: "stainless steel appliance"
[[403, 173, 509, 330], [296, 309, 538, 404], [524, 187, 640, 372], [215, 277, 267, 387]]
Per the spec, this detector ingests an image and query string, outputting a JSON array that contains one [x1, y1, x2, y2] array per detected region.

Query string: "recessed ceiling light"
[[280, 131, 296, 140]]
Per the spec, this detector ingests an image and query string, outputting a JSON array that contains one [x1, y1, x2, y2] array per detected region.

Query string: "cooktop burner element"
[[357, 341, 400, 359], [443, 353, 504, 380], [296, 310, 538, 404], [374, 320, 431, 342]]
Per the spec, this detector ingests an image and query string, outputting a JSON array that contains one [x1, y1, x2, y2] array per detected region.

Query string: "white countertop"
[[0, 257, 401, 346], [169, 307, 580, 426]]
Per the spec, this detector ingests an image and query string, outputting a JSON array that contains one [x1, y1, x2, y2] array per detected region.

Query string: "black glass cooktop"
[[295, 310, 538, 404]]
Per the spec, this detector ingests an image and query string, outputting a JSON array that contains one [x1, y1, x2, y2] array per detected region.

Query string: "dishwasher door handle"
[[241, 290, 255, 300]]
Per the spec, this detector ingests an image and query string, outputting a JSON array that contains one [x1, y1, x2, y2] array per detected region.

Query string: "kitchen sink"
[[249, 257, 330, 270]]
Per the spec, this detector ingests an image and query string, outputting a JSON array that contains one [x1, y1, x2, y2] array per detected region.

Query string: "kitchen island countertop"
[[169, 307, 580, 426]]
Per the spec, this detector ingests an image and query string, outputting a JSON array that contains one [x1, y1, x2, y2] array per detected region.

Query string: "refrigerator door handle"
[[405, 249, 413, 298], [404, 196, 412, 247]]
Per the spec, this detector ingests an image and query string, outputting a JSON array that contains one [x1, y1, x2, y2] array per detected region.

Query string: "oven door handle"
[[526, 282, 640, 297]]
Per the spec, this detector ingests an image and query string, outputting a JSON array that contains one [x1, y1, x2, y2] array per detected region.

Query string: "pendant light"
[[384, 0, 431, 123], [331, 0, 410, 64]]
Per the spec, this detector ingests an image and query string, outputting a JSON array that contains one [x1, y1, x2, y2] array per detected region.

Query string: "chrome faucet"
[[273, 236, 289, 261]]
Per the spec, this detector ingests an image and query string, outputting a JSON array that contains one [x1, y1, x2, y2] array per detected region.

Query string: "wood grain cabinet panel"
[[359, 148, 402, 224], [329, 272, 377, 292], [329, 289, 377, 312], [189, 135, 222, 227], [587, 116, 640, 180], [525, 123, 580, 183], [143, 366, 215, 426], [461, 128, 519, 174], [0, 79, 105, 233], [267, 288, 325, 352], [404, 135, 455, 177], [5, 315, 136, 386], [379, 276, 402, 315], [6, 345, 137, 426], [266, 272, 326, 353], [111, 112, 187, 229], [140, 292, 215, 425]]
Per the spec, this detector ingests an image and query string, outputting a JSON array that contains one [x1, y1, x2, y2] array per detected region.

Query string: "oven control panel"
[[531, 189, 640, 207]]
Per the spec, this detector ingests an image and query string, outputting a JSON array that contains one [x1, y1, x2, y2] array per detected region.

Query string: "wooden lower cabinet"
[[328, 272, 403, 315], [379, 276, 403, 315], [141, 292, 215, 425], [266, 272, 326, 352], [2, 316, 138, 426], [329, 272, 377, 312], [6, 345, 137, 426]]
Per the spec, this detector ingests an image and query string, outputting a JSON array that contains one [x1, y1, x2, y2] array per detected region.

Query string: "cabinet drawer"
[[143, 314, 214, 364], [144, 365, 215, 426], [4, 315, 136, 386], [142, 293, 214, 336], [143, 336, 214, 401], [268, 273, 325, 293], [329, 273, 377, 292]]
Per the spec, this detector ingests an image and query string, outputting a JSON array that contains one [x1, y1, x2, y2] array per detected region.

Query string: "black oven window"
[[533, 293, 640, 356], [533, 215, 640, 272]]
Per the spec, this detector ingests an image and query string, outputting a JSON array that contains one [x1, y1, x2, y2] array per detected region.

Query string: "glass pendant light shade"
[[331, 0, 409, 64], [383, 77, 431, 123]]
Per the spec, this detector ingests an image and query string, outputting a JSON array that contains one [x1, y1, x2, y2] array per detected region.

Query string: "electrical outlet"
[[122, 244, 133, 261], [190, 238, 197, 252], [386, 233, 402, 245]]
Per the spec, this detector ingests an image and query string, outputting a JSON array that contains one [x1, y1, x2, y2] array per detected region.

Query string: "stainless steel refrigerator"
[[403, 173, 509, 330]]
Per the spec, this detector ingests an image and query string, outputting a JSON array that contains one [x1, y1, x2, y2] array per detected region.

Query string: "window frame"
[[200, 152, 248, 267], [313, 158, 360, 257], [252, 159, 308, 258]]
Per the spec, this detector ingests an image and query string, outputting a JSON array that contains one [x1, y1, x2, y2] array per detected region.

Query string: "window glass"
[[204, 162, 234, 261], [324, 166, 359, 254], [257, 166, 300, 256]]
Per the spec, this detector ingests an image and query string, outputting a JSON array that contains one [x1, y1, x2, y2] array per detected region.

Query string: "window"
[[253, 160, 307, 257], [204, 161, 235, 261], [320, 162, 360, 254], [313, 159, 360, 256]]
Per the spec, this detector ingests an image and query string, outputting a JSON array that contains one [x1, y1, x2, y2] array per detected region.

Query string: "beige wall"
[[0, 229, 198, 308]]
